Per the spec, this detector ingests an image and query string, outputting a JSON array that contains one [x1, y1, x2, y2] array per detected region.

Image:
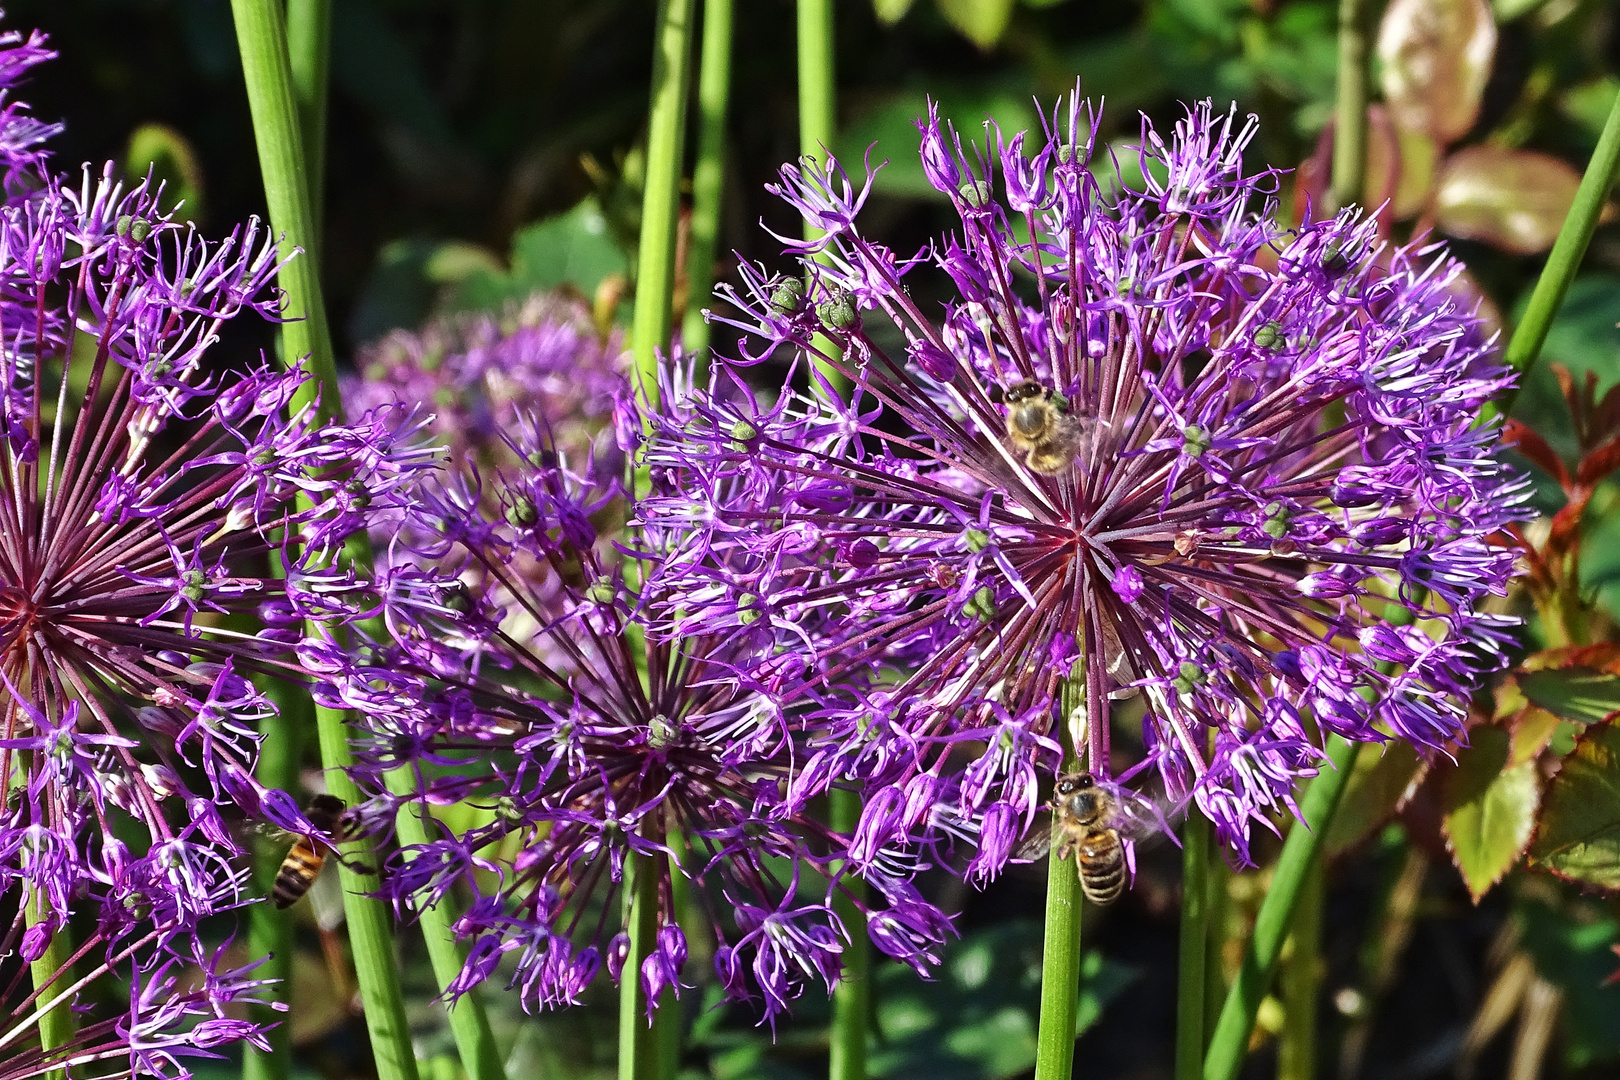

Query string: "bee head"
[[1055, 771, 1104, 819], [1001, 380, 1045, 405]]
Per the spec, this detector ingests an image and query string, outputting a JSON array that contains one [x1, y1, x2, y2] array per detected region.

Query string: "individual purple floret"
[[639, 92, 1526, 871], [331, 407, 950, 1025], [345, 290, 628, 473]]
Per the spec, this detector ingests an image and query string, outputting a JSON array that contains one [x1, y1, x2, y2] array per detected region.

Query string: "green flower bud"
[[769, 278, 805, 315], [816, 291, 858, 331], [1182, 424, 1211, 458]]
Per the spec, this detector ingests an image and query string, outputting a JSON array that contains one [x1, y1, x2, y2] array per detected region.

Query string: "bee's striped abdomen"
[[271, 837, 326, 908], [1076, 829, 1126, 905]]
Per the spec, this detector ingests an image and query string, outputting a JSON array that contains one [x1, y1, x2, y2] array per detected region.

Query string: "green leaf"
[[1434, 146, 1585, 255], [124, 123, 204, 223], [1441, 726, 1541, 901], [870, 922, 1133, 1080], [445, 196, 629, 314], [1529, 720, 1620, 892], [936, 0, 1017, 48], [1515, 896, 1620, 1067], [1518, 667, 1620, 725], [837, 91, 1040, 200], [1327, 741, 1423, 855], [874, 0, 918, 21]]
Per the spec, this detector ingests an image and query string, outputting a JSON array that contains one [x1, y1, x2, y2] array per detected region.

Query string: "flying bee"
[[996, 381, 1092, 475], [271, 795, 368, 909], [1014, 772, 1175, 905]]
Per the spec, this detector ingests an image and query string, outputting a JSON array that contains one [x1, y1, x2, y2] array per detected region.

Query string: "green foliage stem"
[[796, 0, 848, 396], [1033, 679, 1086, 1080], [1202, 736, 1359, 1080], [386, 770, 509, 1080], [1277, 857, 1325, 1080], [1491, 86, 1620, 418], [682, 0, 733, 364], [229, 5, 418, 1080], [25, 893, 71, 1080], [631, 0, 696, 416], [285, 0, 332, 242], [620, 851, 665, 1080], [830, 786, 870, 1080], [1175, 810, 1211, 1080], [1328, 0, 1369, 212]]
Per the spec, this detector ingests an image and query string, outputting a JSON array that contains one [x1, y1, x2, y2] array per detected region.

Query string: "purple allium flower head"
[[642, 93, 1527, 870], [346, 290, 628, 473], [0, 20, 434, 1063], [335, 405, 950, 1024]]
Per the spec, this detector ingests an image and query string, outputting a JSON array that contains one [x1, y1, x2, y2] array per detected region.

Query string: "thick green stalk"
[[830, 787, 870, 1080], [631, 0, 696, 414], [386, 772, 508, 1080], [796, 0, 848, 395], [681, 0, 733, 363], [1033, 679, 1086, 1080], [285, 0, 332, 242], [229, 5, 417, 1080], [1203, 736, 1358, 1080], [619, 851, 664, 1080], [1327, 0, 1369, 212], [1175, 810, 1212, 1080], [1277, 858, 1325, 1080], [245, 10, 327, 1075], [1204, 853, 1229, 1050], [25, 895, 71, 1080], [1488, 87, 1620, 419]]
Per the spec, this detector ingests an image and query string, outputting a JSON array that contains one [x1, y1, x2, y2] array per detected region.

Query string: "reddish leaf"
[[1522, 645, 1620, 675], [1528, 720, 1620, 894], [1377, 0, 1497, 145], [1502, 419, 1573, 491], [1576, 433, 1620, 488], [1434, 146, 1584, 255]]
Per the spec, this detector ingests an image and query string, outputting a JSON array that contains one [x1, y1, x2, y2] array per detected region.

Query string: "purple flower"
[[642, 92, 1526, 871], [346, 289, 628, 473], [336, 421, 950, 1024]]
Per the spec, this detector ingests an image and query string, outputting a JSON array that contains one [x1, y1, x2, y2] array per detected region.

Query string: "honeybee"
[[271, 795, 367, 909], [1015, 772, 1174, 905], [996, 381, 1092, 475]]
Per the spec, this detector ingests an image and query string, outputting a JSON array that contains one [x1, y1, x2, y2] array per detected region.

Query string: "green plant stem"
[[830, 787, 870, 1080], [1487, 86, 1620, 420], [1033, 678, 1086, 1080], [229, 5, 418, 1080], [386, 771, 508, 1080], [1327, 0, 1369, 212], [796, 0, 848, 396], [284, 0, 332, 242], [1203, 736, 1359, 1080], [620, 851, 664, 1080], [681, 0, 732, 364], [631, 0, 696, 415], [25, 894, 71, 1080], [1277, 856, 1325, 1080], [1176, 810, 1212, 1080], [245, 8, 328, 1077], [1204, 852, 1229, 1050]]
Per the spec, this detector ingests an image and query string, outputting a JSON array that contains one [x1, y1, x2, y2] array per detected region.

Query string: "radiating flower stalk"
[[640, 87, 1525, 1079]]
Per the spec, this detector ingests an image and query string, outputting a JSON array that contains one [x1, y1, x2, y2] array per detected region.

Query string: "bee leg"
[[330, 851, 375, 876]]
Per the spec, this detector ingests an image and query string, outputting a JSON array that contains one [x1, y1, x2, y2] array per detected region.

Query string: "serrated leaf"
[[1519, 667, 1620, 725], [936, 0, 1017, 48], [1442, 726, 1541, 901], [1377, 0, 1497, 145], [1529, 721, 1620, 893], [1510, 705, 1565, 766], [1434, 146, 1584, 255], [1327, 741, 1423, 855]]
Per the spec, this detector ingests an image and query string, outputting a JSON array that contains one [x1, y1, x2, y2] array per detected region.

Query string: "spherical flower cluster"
[[328, 392, 949, 1024], [346, 290, 629, 473], [639, 93, 1526, 871], [0, 16, 434, 1069]]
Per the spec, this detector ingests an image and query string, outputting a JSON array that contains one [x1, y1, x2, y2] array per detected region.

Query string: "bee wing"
[[1101, 778, 1185, 848], [1012, 810, 1055, 861]]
